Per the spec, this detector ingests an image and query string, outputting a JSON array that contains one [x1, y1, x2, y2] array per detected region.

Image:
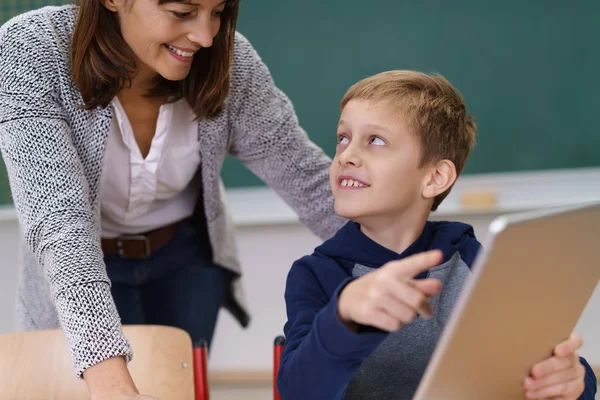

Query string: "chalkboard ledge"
[[0, 207, 16, 223], [1, 167, 600, 226]]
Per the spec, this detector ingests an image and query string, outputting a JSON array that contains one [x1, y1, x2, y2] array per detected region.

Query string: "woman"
[[0, 0, 343, 397]]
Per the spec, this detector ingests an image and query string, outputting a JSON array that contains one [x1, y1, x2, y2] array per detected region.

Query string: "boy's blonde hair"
[[340, 70, 477, 211]]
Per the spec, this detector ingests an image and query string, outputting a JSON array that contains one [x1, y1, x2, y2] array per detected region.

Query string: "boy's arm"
[[578, 356, 597, 400], [276, 259, 387, 400]]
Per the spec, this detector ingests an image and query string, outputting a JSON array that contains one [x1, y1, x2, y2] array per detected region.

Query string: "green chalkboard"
[[224, 0, 600, 188], [1, 1, 599, 204], [0, 173, 9, 205]]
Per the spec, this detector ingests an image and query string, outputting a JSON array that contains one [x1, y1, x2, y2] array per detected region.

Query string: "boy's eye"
[[337, 135, 349, 145], [369, 136, 385, 146]]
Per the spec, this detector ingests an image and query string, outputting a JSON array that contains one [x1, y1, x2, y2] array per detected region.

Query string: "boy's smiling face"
[[330, 99, 432, 224]]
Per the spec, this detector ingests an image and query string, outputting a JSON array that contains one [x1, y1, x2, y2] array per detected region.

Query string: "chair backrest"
[[0, 325, 195, 400]]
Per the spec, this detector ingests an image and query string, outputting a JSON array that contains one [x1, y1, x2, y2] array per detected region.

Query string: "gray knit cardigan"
[[0, 5, 342, 376]]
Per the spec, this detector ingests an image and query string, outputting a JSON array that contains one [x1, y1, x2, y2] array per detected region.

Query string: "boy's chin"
[[334, 205, 367, 222]]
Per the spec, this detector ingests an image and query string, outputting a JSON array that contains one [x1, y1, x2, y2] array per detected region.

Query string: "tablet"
[[413, 202, 600, 400]]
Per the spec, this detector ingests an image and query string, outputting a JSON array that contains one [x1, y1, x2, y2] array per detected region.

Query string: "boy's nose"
[[339, 147, 362, 167]]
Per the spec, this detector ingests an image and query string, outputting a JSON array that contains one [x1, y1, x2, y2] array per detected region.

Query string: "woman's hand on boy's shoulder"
[[337, 250, 443, 332], [523, 333, 586, 400]]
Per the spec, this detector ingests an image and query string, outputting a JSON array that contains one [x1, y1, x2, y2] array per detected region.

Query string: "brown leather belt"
[[101, 218, 190, 259]]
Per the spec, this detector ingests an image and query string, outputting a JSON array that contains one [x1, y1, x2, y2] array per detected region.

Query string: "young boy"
[[276, 71, 597, 400]]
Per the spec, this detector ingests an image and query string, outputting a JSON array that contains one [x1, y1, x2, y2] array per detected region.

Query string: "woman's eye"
[[337, 136, 349, 145], [171, 11, 192, 19]]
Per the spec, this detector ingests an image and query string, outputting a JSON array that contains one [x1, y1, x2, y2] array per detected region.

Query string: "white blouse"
[[100, 97, 201, 238]]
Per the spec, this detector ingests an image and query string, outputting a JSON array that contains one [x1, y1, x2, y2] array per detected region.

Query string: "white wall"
[[0, 168, 599, 372], [0, 218, 18, 335]]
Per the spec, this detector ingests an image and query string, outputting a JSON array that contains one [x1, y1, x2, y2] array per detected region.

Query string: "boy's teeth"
[[341, 179, 365, 188]]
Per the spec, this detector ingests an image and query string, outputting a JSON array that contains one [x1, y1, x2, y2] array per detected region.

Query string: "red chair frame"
[[273, 336, 286, 400], [193, 339, 210, 400], [193, 335, 288, 400]]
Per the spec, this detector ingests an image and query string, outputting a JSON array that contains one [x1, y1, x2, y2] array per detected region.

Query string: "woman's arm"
[[0, 17, 133, 386], [228, 33, 345, 240]]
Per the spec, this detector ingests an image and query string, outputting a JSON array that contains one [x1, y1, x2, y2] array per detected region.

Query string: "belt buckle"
[[116, 235, 151, 259]]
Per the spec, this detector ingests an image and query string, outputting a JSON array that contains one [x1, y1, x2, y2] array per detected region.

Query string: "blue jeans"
[[104, 221, 233, 347]]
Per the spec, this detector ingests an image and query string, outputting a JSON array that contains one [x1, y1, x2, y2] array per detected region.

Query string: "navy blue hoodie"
[[277, 221, 597, 399]]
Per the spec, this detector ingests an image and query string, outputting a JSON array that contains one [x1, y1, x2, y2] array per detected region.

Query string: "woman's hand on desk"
[[84, 356, 157, 400], [522, 333, 585, 400]]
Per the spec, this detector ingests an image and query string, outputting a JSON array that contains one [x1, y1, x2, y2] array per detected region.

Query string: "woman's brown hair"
[[71, 0, 240, 120]]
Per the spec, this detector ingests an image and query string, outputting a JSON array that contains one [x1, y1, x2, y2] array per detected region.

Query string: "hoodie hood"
[[315, 220, 481, 276]]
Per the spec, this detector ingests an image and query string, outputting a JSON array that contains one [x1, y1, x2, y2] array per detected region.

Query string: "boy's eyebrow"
[[346, 123, 392, 137], [338, 120, 391, 135], [363, 123, 391, 134]]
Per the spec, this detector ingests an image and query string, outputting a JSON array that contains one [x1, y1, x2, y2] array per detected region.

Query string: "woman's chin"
[[158, 71, 190, 82], [155, 64, 192, 82]]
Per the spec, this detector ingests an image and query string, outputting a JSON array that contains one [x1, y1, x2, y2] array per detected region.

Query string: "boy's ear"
[[421, 160, 457, 201]]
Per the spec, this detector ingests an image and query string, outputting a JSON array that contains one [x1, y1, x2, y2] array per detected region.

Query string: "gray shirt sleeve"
[[0, 17, 132, 377], [227, 32, 345, 240]]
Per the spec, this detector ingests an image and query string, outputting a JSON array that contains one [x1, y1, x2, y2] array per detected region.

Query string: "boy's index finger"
[[387, 250, 444, 278]]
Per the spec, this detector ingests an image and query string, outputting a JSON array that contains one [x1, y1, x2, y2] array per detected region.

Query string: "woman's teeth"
[[166, 44, 194, 57]]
